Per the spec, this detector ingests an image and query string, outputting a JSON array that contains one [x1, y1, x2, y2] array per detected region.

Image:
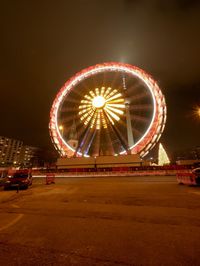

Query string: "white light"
[[92, 96, 105, 108]]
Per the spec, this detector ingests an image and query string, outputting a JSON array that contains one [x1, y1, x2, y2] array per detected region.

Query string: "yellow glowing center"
[[92, 96, 105, 108], [79, 87, 125, 129]]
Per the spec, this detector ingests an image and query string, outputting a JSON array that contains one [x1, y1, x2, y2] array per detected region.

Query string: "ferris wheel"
[[49, 62, 166, 158]]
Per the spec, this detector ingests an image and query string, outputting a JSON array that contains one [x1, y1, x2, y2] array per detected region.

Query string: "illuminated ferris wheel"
[[49, 62, 166, 158]]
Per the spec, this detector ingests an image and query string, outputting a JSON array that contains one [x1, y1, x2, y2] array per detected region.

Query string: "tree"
[[158, 143, 170, 166]]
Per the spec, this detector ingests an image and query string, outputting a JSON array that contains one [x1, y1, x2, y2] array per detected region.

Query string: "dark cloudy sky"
[[0, 0, 200, 155]]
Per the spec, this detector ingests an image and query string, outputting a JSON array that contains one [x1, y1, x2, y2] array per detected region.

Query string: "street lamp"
[[193, 105, 200, 120], [59, 125, 63, 132]]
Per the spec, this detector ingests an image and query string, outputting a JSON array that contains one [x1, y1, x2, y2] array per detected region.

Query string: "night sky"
[[1, 0, 200, 156]]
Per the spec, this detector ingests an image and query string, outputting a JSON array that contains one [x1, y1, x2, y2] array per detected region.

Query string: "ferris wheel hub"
[[92, 96, 106, 108]]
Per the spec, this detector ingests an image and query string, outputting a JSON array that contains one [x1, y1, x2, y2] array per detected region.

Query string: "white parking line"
[[0, 213, 24, 232]]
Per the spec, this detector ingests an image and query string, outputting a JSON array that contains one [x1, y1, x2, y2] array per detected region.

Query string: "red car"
[[4, 169, 32, 190]]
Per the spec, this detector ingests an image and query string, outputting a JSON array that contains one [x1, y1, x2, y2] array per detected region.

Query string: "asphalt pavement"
[[0, 176, 200, 266]]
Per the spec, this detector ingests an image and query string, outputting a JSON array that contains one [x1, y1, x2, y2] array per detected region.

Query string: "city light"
[[193, 105, 200, 120]]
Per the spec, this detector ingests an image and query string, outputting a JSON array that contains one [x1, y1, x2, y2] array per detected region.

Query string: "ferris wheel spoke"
[[106, 103, 125, 108], [67, 95, 81, 103], [129, 91, 149, 102], [90, 112, 98, 129], [132, 126, 143, 138], [105, 112, 115, 125], [95, 87, 100, 96], [104, 112, 128, 151], [75, 80, 91, 97], [110, 70, 120, 89], [106, 93, 122, 102], [105, 89, 118, 100], [74, 122, 89, 147], [103, 87, 112, 98], [84, 129, 96, 155], [109, 127, 124, 154], [91, 73, 99, 89], [59, 115, 74, 124], [76, 125, 92, 155], [99, 72, 106, 88], [107, 98, 125, 104], [65, 93, 84, 103], [105, 105, 124, 115], [131, 114, 149, 123], [60, 106, 80, 113], [104, 127, 115, 155], [91, 129, 100, 156], [112, 124, 128, 152], [81, 130, 95, 156], [79, 107, 94, 117], [129, 104, 153, 111], [127, 80, 143, 90], [104, 107, 121, 121]]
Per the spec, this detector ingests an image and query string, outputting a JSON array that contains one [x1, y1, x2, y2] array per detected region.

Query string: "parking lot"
[[0, 175, 200, 265]]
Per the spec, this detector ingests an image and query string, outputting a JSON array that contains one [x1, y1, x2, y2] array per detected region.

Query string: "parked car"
[[4, 169, 32, 190]]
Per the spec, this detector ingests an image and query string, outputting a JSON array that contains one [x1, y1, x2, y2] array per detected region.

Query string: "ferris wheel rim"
[[49, 62, 166, 157]]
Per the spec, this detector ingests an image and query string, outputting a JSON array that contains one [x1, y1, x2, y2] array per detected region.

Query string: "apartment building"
[[0, 136, 39, 167]]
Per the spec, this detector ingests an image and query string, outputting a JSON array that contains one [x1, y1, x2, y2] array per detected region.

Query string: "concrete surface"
[[0, 176, 200, 265]]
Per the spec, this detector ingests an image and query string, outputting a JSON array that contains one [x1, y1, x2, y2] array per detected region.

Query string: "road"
[[0, 176, 200, 265]]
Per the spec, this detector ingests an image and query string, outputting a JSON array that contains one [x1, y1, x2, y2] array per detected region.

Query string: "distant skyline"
[[1, 0, 200, 156]]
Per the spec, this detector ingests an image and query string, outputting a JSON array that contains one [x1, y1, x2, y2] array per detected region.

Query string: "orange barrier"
[[36, 170, 176, 178], [176, 172, 196, 185], [46, 173, 55, 185]]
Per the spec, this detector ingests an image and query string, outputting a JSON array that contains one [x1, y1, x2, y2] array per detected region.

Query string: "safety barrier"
[[46, 173, 55, 185], [176, 172, 197, 185], [33, 169, 179, 178]]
